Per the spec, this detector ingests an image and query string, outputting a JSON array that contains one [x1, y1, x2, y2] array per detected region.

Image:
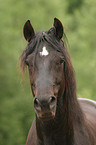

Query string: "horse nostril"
[[34, 98, 41, 112], [48, 96, 56, 109], [49, 96, 56, 103]]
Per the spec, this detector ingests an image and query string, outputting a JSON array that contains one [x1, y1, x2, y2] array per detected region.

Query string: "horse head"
[[20, 18, 74, 121]]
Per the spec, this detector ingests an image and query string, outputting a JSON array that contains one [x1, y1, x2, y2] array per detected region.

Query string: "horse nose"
[[34, 96, 56, 112], [48, 96, 56, 110], [34, 98, 41, 112]]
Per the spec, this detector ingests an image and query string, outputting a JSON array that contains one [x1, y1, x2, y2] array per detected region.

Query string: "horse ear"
[[53, 17, 64, 39], [23, 20, 35, 42]]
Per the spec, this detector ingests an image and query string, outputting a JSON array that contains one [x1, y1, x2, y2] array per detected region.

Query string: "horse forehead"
[[39, 46, 49, 56], [37, 46, 51, 66], [35, 47, 52, 71]]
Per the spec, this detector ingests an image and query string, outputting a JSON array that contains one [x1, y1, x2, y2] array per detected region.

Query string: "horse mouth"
[[38, 112, 55, 121]]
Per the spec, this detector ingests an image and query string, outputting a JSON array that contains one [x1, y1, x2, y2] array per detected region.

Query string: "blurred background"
[[0, 0, 96, 144]]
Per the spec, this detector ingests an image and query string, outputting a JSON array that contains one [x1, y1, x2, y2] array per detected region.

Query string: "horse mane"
[[62, 42, 86, 139]]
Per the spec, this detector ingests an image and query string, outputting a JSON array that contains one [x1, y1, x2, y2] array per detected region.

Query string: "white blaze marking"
[[40, 46, 49, 56]]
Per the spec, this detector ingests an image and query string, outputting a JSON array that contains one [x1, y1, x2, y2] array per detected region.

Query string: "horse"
[[20, 18, 96, 145]]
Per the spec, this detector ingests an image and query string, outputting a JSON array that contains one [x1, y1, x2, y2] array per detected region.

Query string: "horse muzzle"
[[33, 95, 56, 121]]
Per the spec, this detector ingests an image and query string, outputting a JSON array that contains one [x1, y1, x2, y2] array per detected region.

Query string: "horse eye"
[[60, 59, 64, 64], [56, 59, 64, 65], [25, 60, 29, 66], [25, 60, 33, 67]]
